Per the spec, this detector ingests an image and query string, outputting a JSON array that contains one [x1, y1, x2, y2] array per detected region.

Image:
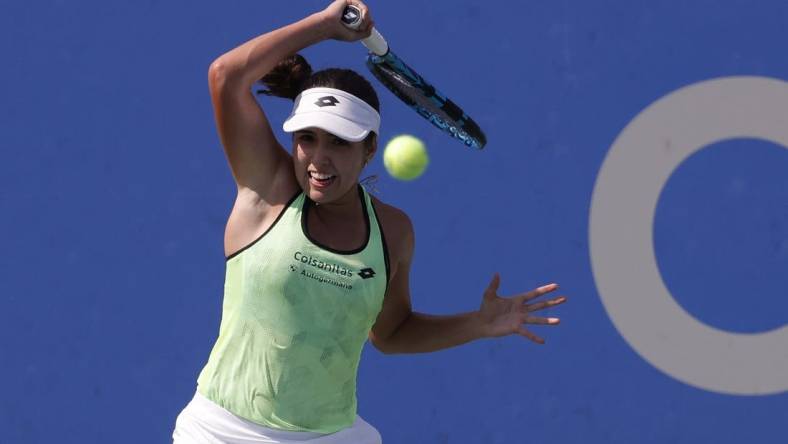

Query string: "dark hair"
[[257, 54, 380, 147], [257, 54, 380, 113]]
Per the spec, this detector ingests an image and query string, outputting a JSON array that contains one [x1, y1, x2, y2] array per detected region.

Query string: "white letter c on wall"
[[590, 76, 788, 395]]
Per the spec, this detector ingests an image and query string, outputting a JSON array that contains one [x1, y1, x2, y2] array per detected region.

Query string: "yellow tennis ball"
[[383, 135, 429, 181]]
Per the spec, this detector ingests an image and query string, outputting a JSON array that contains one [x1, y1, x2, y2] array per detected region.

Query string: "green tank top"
[[196, 185, 389, 434]]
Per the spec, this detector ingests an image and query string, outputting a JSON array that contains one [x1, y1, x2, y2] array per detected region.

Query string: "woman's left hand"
[[476, 273, 566, 344]]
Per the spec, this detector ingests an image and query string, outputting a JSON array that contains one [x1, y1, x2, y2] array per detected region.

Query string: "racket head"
[[367, 52, 487, 150]]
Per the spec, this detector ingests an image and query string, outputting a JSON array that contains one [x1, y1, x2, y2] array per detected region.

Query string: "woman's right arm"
[[207, 1, 372, 202], [207, 12, 327, 201]]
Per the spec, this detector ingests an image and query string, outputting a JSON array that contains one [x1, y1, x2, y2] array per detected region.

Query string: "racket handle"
[[341, 5, 389, 56]]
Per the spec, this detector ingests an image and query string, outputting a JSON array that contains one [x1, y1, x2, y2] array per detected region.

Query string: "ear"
[[364, 133, 378, 163]]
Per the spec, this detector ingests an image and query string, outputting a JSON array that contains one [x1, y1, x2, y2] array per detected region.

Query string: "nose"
[[310, 140, 332, 166]]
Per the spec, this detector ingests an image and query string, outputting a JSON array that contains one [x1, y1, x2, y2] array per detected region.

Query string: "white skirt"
[[172, 391, 382, 444]]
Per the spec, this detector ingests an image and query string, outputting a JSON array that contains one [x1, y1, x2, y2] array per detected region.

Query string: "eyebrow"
[[293, 129, 349, 143]]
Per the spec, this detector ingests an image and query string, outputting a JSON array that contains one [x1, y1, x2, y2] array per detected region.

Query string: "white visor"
[[282, 87, 380, 142]]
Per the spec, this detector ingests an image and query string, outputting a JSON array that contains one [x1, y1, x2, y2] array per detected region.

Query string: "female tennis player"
[[172, 1, 567, 442]]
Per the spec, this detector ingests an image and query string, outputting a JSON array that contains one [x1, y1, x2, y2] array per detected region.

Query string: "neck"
[[312, 184, 362, 222]]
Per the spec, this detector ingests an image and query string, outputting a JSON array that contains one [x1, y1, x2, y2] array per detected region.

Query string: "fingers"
[[524, 296, 567, 313], [518, 327, 545, 345], [351, 6, 374, 39], [518, 316, 558, 344], [513, 283, 559, 304], [363, 19, 375, 35], [358, 19, 374, 39], [519, 303, 562, 345], [483, 273, 500, 301], [524, 316, 561, 325]]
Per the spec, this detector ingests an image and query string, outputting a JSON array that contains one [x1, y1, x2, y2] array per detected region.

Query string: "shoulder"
[[370, 195, 415, 266]]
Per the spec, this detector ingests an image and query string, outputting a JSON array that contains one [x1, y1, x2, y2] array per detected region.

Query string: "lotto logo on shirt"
[[358, 268, 375, 279]]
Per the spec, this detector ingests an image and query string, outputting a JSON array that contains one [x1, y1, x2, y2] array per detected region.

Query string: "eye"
[[331, 136, 351, 146], [296, 133, 315, 143]]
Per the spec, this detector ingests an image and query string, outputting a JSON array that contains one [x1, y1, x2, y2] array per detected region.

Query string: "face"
[[292, 128, 376, 205]]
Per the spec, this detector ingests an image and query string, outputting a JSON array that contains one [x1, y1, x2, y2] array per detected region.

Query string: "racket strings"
[[367, 54, 486, 149]]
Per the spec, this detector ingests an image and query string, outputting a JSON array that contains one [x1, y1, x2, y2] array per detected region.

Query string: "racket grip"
[[362, 29, 388, 56], [341, 5, 389, 56]]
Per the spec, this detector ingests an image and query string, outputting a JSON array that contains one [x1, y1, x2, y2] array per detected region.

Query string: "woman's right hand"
[[319, 0, 374, 42]]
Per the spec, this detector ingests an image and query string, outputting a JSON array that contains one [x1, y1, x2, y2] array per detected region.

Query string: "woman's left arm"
[[369, 213, 567, 354]]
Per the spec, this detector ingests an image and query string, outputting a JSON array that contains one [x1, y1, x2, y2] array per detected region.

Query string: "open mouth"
[[308, 171, 336, 188]]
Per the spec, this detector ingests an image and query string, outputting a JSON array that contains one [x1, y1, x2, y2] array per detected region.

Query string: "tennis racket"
[[341, 5, 487, 150]]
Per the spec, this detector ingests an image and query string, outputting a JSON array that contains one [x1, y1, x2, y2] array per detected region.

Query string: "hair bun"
[[257, 53, 313, 100]]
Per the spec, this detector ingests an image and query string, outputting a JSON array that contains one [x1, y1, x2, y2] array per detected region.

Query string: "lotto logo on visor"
[[283, 87, 381, 142], [315, 96, 339, 107]]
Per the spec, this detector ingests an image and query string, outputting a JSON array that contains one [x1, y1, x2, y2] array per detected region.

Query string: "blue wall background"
[[2, 0, 787, 442]]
